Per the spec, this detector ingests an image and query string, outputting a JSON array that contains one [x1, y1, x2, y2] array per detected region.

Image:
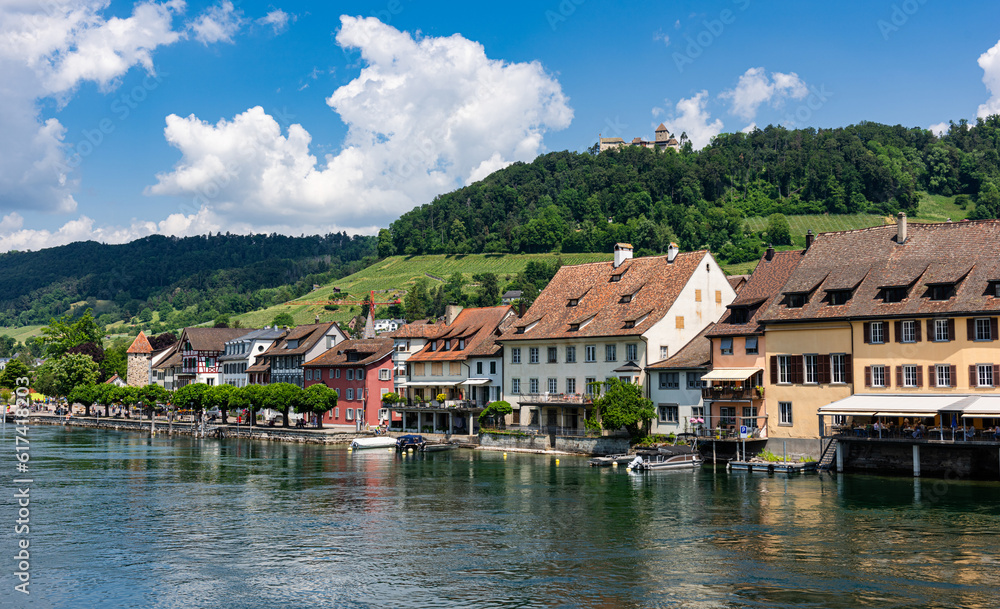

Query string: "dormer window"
[[569, 323, 580, 331], [729, 307, 750, 324], [991, 281, 1000, 298], [429, 341, 437, 351], [515, 327, 525, 334], [568, 298, 578, 307], [928, 284, 954, 301], [623, 320, 635, 329], [610, 274, 622, 283], [458, 339, 465, 350], [620, 294, 632, 304], [881, 287, 907, 303], [444, 340, 451, 350], [786, 293, 807, 309], [827, 290, 852, 306]]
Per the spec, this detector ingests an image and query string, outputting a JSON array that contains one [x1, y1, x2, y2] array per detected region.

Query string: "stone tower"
[[126, 331, 153, 387]]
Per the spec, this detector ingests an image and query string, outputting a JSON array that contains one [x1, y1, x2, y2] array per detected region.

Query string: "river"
[[4, 425, 999, 608]]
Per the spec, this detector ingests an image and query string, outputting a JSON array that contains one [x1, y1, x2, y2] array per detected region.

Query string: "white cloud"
[[654, 30, 670, 46], [0, 0, 184, 214], [719, 67, 809, 121], [976, 39, 1000, 119], [928, 122, 949, 136], [660, 91, 722, 150], [189, 0, 243, 45], [257, 9, 293, 34], [741, 122, 757, 134], [148, 16, 573, 231]]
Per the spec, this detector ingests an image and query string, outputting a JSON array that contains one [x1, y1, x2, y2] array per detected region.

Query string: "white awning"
[[460, 378, 491, 386], [700, 368, 761, 381], [818, 394, 974, 417], [401, 380, 462, 387], [959, 395, 1000, 417]]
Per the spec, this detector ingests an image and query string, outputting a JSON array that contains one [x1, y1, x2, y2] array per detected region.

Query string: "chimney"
[[805, 230, 814, 250], [315, 314, 320, 324], [517, 302, 526, 318], [445, 304, 463, 326], [614, 243, 634, 268], [897, 212, 907, 244], [765, 244, 775, 261], [666, 242, 679, 263]]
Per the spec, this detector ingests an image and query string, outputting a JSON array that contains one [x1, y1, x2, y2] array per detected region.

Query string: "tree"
[[231, 384, 268, 425], [765, 213, 792, 246], [67, 383, 99, 417], [0, 359, 31, 389], [203, 384, 236, 424], [377, 228, 395, 258], [52, 353, 101, 397], [592, 378, 655, 438], [297, 383, 338, 429], [472, 273, 501, 307], [173, 383, 210, 417], [272, 312, 295, 327], [112, 385, 140, 416], [139, 384, 170, 418], [40, 309, 104, 357], [263, 383, 301, 427], [478, 400, 512, 428], [93, 383, 116, 417]]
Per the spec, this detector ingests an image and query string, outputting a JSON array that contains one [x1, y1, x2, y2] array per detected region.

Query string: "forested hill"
[[381, 118, 1000, 263], [0, 232, 375, 327]]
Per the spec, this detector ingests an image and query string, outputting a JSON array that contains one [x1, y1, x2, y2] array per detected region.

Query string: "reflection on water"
[[7, 426, 1000, 608]]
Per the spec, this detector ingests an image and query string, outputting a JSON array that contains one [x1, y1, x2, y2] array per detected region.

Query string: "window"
[[742, 406, 758, 426], [610, 274, 622, 282], [828, 290, 852, 305], [512, 378, 521, 394], [444, 340, 451, 350], [458, 339, 465, 350], [882, 287, 907, 303], [777, 355, 792, 384], [335, 369, 341, 379], [804, 354, 818, 384], [346, 388, 354, 400], [900, 320, 916, 343], [720, 407, 736, 425], [334, 407, 339, 419], [605, 344, 617, 362], [511, 348, 521, 364], [676, 316, 684, 329], [745, 336, 758, 355], [585, 345, 596, 362], [619, 294, 632, 304], [720, 338, 733, 355], [547, 347, 558, 363], [935, 365, 952, 388], [568, 298, 578, 306], [694, 289, 702, 302], [787, 293, 806, 308], [686, 372, 702, 389], [566, 346, 576, 363], [658, 405, 679, 424], [929, 284, 953, 301], [490, 361, 497, 375], [379, 368, 391, 381], [356, 368, 364, 379], [660, 346, 669, 360], [306, 369, 313, 381], [529, 348, 539, 364], [779, 402, 793, 426], [977, 364, 995, 387], [623, 320, 635, 329], [529, 378, 539, 394], [626, 343, 638, 361], [870, 321, 885, 344], [347, 369, 354, 381], [346, 407, 353, 420], [975, 318, 993, 341], [585, 377, 597, 395], [474, 361, 482, 375], [566, 378, 576, 394], [871, 365, 885, 388], [903, 365, 918, 387], [831, 354, 846, 384], [659, 372, 679, 389], [547, 378, 557, 393], [934, 319, 952, 342]]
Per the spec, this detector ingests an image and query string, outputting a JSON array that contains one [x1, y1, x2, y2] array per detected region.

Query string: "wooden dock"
[[727, 460, 818, 474]]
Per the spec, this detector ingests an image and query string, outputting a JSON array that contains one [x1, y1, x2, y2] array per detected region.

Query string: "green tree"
[[297, 383, 338, 429], [174, 383, 210, 417], [264, 382, 302, 427], [52, 353, 101, 397], [203, 384, 236, 424], [377, 228, 396, 258], [478, 400, 512, 428], [112, 385, 140, 416], [0, 359, 31, 389], [472, 272, 501, 307], [444, 272, 466, 305], [138, 308, 153, 323], [93, 383, 116, 417], [231, 384, 268, 425], [971, 181, 1000, 219], [67, 383, 99, 417], [40, 309, 104, 358], [592, 378, 655, 438], [139, 384, 170, 418], [765, 213, 792, 246], [405, 279, 429, 321], [272, 312, 295, 327]]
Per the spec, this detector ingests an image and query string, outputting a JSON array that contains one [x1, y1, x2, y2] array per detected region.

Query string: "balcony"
[[702, 386, 763, 401], [517, 393, 593, 405]]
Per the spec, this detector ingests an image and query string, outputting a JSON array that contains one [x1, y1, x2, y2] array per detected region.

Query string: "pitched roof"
[[260, 323, 336, 357], [182, 327, 253, 352], [408, 306, 514, 362], [126, 331, 152, 354], [761, 220, 1000, 323], [727, 275, 749, 293], [709, 249, 805, 337], [304, 337, 394, 367], [500, 251, 708, 341], [385, 320, 445, 338], [656, 123, 668, 131], [647, 323, 714, 370]]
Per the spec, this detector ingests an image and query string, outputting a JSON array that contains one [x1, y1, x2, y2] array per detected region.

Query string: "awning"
[[460, 378, 492, 386], [701, 368, 761, 381], [818, 394, 974, 417], [613, 361, 642, 373], [959, 395, 1000, 417], [401, 380, 462, 387]]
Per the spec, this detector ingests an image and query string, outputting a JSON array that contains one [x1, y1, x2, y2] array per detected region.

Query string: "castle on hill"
[[599, 123, 680, 153]]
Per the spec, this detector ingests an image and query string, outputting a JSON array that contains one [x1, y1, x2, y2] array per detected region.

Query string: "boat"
[[395, 434, 426, 451], [630, 452, 702, 471], [421, 442, 455, 452], [350, 437, 398, 450], [588, 454, 638, 467]]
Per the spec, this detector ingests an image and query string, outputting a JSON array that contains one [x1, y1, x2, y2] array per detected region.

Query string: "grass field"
[[234, 252, 614, 328], [0, 325, 44, 343]]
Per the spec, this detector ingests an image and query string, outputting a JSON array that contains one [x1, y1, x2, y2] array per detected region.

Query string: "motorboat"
[[630, 452, 702, 471], [395, 434, 426, 451], [350, 437, 398, 450], [588, 454, 638, 467], [421, 442, 455, 452]]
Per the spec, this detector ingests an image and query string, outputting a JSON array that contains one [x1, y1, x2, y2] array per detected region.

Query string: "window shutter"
[[770, 356, 778, 384], [928, 366, 936, 388], [884, 365, 891, 388], [948, 319, 955, 341], [894, 321, 902, 343], [915, 366, 923, 387], [818, 354, 830, 383], [864, 366, 871, 387], [863, 322, 871, 344], [844, 355, 853, 383], [914, 322, 922, 342], [949, 365, 956, 387], [992, 318, 998, 341], [792, 356, 804, 384], [970, 365, 977, 388], [926, 319, 934, 340], [896, 366, 903, 387], [967, 318, 975, 340], [994, 365, 1000, 386]]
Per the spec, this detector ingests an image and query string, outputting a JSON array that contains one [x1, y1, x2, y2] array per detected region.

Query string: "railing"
[[517, 393, 593, 405], [393, 400, 484, 410], [482, 424, 607, 437], [831, 426, 1000, 442], [701, 387, 763, 401]]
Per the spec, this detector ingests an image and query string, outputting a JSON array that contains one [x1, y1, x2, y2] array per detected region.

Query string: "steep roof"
[[304, 337, 394, 367], [408, 306, 514, 362], [126, 331, 152, 354], [181, 327, 252, 352], [761, 220, 1000, 323], [385, 320, 445, 339], [709, 249, 805, 337], [647, 323, 714, 370], [500, 251, 708, 341], [727, 274, 749, 293], [260, 323, 336, 357]]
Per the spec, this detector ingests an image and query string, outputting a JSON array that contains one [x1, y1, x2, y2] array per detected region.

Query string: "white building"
[[646, 324, 713, 436], [219, 327, 286, 387]]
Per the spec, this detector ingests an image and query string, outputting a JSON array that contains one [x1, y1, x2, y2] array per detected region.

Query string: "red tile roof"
[[384, 320, 445, 338], [182, 327, 254, 352], [126, 331, 152, 354], [259, 323, 335, 357], [708, 249, 805, 337], [647, 323, 714, 369], [304, 337, 394, 367], [500, 251, 709, 341], [408, 306, 514, 362]]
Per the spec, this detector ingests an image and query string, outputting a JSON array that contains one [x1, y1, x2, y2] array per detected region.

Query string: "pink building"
[[303, 337, 397, 429]]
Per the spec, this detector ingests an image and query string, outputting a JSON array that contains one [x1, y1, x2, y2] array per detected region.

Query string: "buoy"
[[612, 462, 618, 468], [503, 454, 507, 460], [503, 452, 507, 456], [555, 459, 560, 465]]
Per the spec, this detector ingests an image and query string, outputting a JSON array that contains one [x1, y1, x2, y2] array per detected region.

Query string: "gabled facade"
[[219, 327, 286, 387], [257, 322, 348, 388], [646, 323, 713, 435], [304, 337, 395, 429], [162, 327, 251, 388], [386, 320, 444, 395], [499, 244, 735, 433]]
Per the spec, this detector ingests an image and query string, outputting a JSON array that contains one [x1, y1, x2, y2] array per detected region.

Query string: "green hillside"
[[234, 252, 612, 327]]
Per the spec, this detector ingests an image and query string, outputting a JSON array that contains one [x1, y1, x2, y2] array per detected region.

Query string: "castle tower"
[[655, 123, 670, 142], [126, 331, 153, 387]]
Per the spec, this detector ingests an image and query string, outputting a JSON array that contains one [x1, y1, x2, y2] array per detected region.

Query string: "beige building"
[[599, 123, 680, 153]]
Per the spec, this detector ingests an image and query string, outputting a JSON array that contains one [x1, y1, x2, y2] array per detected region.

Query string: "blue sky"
[[1, 0, 999, 251]]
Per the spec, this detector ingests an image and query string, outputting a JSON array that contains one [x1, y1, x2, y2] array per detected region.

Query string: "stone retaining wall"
[[479, 432, 628, 455], [841, 439, 1000, 479]]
